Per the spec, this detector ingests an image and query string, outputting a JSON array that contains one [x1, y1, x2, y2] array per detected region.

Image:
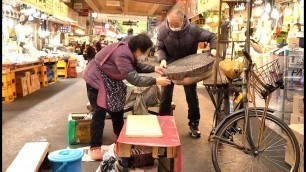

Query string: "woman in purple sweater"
[[83, 34, 171, 160]]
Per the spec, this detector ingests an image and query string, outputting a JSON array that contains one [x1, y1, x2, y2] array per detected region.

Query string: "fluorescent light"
[[91, 12, 98, 18], [213, 15, 218, 23], [254, 0, 263, 5], [271, 8, 279, 19], [265, 3, 271, 13], [105, 23, 110, 29], [234, 4, 240, 11]]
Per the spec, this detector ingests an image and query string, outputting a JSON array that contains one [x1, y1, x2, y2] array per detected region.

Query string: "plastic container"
[[48, 148, 83, 172]]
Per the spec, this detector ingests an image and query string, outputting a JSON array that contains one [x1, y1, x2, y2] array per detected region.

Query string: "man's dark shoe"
[[189, 121, 201, 138]]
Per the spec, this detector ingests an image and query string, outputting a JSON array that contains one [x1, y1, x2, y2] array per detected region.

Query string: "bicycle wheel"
[[212, 111, 300, 172]]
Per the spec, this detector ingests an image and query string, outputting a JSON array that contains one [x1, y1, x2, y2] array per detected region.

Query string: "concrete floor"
[[2, 60, 217, 172]]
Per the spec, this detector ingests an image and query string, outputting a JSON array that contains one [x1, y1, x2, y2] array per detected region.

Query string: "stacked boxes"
[[15, 71, 31, 96], [38, 66, 48, 87], [67, 59, 77, 78], [30, 74, 40, 92], [285, 124, 304, 171], [2, 72, 16, 103], [52, 64, 58, 82], [290, 95, 304, 125], [57, 60, 67, 78], [15, 71, 40, 96]]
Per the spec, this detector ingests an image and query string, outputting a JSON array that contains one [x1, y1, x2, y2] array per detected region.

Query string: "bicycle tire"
[[212, 111, 300, 172]]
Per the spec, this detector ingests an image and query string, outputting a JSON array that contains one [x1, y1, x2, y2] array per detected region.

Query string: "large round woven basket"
[[164, 52, 215, 82]]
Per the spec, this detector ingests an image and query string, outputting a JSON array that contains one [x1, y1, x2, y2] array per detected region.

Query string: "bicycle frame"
[[211, 49, 274, 152]]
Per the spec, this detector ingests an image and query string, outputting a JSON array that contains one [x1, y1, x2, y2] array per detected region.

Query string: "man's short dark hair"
[[128, 28, 133, 34], [128, 34, 153, 53]]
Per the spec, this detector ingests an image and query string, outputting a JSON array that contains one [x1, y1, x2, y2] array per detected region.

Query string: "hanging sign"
[[73, 3, 83, 11], [98, 14, 148, 21], [53, 0, 69, 17], [60, 25, 71, 33], [79, 9, 89, 17], [20, 0, 52, 14]]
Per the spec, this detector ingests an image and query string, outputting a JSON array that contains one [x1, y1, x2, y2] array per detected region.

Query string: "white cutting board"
[[126, 115, 163, 137]]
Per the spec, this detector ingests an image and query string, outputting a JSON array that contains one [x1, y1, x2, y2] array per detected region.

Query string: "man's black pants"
[[158, 82, 200, 123], [86, 84, 124, 148]]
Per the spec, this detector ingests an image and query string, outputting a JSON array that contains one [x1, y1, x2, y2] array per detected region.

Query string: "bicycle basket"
[[250, 59, 283, 99]]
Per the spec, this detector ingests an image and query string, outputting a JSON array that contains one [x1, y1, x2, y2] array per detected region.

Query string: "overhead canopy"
[[83, 0, 174, 17]]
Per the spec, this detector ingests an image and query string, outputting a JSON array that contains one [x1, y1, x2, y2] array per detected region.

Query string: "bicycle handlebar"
[[242, 49, 253, 64]]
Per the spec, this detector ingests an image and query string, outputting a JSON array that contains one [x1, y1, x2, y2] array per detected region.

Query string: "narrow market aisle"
[[2, 69, 216, 172]]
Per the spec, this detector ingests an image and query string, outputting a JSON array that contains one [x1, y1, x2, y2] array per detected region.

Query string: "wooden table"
[[116, 116, 181, 172]]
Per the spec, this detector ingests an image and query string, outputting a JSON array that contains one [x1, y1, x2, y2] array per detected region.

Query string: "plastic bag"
[[125, 85, 160, 114], [100, 144, 117, 172], [219, 60, 243, 80]]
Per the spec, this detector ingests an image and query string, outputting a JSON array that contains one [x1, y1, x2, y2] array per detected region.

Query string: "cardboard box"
[[293, 95, 304, 116], [288, 38, 300, 49], [285, 124, 304, 171], [291, 113, 304, 124], [68, 113, 92, 145]]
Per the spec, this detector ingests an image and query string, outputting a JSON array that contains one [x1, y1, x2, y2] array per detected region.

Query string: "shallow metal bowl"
[[164, 53, 215, 83]]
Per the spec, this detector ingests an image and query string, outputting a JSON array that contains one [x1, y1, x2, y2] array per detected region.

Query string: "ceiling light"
[[234, 4, 240, 11], [254, 0, 263, 5], [240, 3, 245, 10], [91, 12, 98, 18], [105, 23, 110, 29]]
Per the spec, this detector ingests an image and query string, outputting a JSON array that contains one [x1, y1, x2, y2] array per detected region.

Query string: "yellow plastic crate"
[[2, 86, 15, 103], [2, 73, 12, 89], [57, 69, 67, 76], [57, 60, 67, 68]]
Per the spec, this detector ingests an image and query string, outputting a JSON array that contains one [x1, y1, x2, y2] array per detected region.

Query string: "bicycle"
[[211, 49, 300, 171]]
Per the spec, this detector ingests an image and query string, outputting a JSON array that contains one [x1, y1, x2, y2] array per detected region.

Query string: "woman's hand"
[[156, 77, 171, 86], [155, 66, 164, 75]]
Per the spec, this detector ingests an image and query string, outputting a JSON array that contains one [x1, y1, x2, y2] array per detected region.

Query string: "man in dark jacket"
[[122, 28, 134, 42], [157, 9, 217, 138]]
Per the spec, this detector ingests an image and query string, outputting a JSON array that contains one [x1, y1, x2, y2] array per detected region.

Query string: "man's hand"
[[154, 66, 164, 75], [160, 59, 167, 69], [156, 77, 171, 86], [210, 49, 217, 57]]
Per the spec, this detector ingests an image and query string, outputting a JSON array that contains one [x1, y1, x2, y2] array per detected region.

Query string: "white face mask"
[[170, 27, 181, 32], [138, 54, 147, 62]]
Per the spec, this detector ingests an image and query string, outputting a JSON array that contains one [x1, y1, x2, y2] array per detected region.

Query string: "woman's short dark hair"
[[128, 34, 153, 53]]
